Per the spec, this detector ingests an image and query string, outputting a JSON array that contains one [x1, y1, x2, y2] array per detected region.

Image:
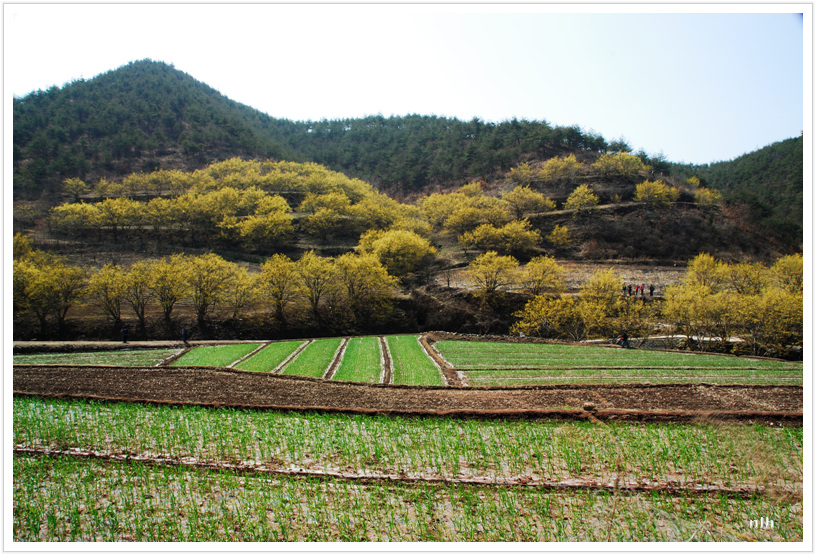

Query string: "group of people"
[[623, 283, 655, 297]]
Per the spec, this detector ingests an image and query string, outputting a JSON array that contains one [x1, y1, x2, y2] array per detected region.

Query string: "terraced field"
[[234, 341, 305, 372], [280, 338, 344, 378], [387, 335, 444, 386], [13, 348, 182, 367], [432, 340, 803, 386], [12, 396, 804, 541], [332, 336, 383, 383], [12, 335, 804, 542], [170, 343, 263, 368]]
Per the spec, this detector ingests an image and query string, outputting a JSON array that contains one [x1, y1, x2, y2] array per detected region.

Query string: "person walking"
[[182, 328, 190, 348], [121, 326, 128, 344]]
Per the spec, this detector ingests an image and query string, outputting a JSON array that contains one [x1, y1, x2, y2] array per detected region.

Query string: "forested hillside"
[[13, 59, 802, 253], [257, 114, 654, 197], [13, 59, 661, 198], [670, 136, 803, 246], [13, 60, 289, 197]]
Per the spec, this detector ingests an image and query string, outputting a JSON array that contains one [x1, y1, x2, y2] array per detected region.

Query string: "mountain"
[[13, 59, 802, 251], [13, 59, 656, 198], [669, 137, 803, 247], [13, 59, 290, 197]]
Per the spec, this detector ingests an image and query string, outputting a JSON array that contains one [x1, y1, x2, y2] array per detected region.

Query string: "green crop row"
[[14, 397, 802, 490], [234, 341, 304, 372], [13, 349, 182, 367], [435, 341, 801, 371], [468, 375, 802, 387], [170, 343, 263, 368], [12, 454, 803, 542], [280, 338, 343, 378], [464, 367, 803, 386], [332, 336, 382, 383], [387, 335, 444, 386]]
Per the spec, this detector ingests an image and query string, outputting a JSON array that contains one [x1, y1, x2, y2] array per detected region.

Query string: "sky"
[[4, 3, 809, 165]]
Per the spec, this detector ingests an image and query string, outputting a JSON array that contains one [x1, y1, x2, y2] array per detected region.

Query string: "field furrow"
[[380, 337, 392, 384], [324, 338, 350, 380], [13, 445, 779, 498]]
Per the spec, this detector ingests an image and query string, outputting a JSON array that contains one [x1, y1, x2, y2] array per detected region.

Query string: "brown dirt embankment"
[[13, 365, 802, 425]]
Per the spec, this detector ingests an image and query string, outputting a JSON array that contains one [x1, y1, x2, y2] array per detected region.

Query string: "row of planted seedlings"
[[13, 348, 184, 367], [12, 334, 447, 387], [14, 396, 803, 490], [167, 334, 445, 386], [13, 396, 804, 541], [13, 453, 802, 541], [13, 337, 802, 387], [431, 340, 804, 386]]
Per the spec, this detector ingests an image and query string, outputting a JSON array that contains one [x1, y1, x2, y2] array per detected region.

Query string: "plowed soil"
[[13, 365, 802, 425]]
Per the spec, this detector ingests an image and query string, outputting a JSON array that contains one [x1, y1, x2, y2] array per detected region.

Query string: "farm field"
[[12, 348, 181, 367], [15, 454, 801, 542], [387, 335, 444, 386], [332, 336, 382, 383], [12, 336, 804, 542], [434, 340, 799, 370], [432, 340, 803, 386], [463, 368, 803, 386], [170, 343, 263, 368], [234, 340, 305, 373], [13, 397, 804, 541], [280, 338, 343, 378], [14, 337, 800, 388]]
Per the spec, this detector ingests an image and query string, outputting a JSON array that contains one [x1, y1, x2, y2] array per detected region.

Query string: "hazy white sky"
[[4, 4, 809, 164]]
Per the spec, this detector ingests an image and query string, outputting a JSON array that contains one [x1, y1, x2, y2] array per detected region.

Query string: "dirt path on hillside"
[[13, 365, 802, 425]]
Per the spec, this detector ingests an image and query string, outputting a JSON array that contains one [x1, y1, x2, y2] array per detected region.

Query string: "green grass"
[[170, 343, 262, 368], [435, 340, 801, 371], [436, 340, 802, 386], [280, 338, 343, 378], [332, 337, 382, 383], [387, 335, 444, 386], [234, 341, 304, 372], [13, 349, 181, 367], [465, 368, 803, 386], [13, 454, 803, 541]]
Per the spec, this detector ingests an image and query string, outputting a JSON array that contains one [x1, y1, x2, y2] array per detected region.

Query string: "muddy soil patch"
[[13, 365, 802, 425]]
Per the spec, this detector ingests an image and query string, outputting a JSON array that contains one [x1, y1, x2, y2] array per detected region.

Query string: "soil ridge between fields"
[[13, 365, 802, 425], [15, 446, 793, 499]]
